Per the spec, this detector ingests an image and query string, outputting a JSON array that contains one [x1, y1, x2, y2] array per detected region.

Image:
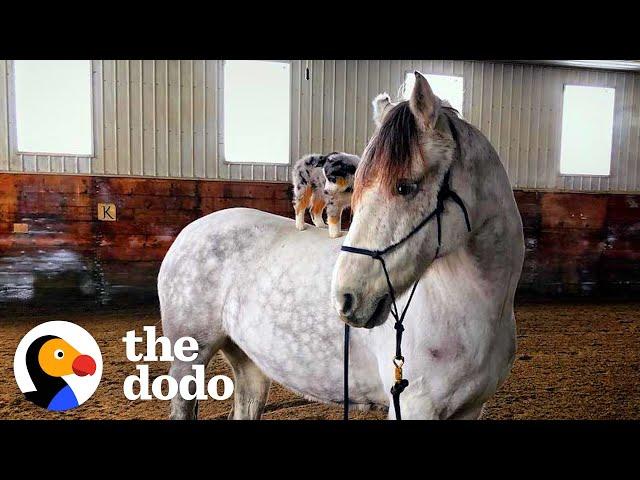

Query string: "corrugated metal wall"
[[0, 60, 639, 192]]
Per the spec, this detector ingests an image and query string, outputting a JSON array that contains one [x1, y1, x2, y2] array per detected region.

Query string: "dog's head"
[[322, 152, 360, 195]]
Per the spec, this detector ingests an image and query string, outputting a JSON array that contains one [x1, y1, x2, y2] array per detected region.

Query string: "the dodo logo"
[[14, 321, 102, 411]]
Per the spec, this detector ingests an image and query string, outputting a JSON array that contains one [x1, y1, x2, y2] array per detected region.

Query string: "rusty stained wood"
[[0, 172, 639, 305]]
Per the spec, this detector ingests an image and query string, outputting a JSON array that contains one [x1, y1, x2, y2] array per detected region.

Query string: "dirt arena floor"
[[1, 301, 638, 420]]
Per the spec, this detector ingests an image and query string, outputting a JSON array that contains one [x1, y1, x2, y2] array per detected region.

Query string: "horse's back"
[[161, 207, 291, 268], [159, 208, 293, 338], [158, 207, 340, 341]]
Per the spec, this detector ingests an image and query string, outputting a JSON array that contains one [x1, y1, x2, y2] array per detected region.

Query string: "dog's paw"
[[295, 212, 307, 231], [311, 216, 327, 228]]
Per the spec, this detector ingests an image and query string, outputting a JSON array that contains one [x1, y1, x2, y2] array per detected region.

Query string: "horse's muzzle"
[[340, 294, 391, 329]]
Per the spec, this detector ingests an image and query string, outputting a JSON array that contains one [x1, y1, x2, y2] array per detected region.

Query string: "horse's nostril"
[[342, 293, 354, 315]]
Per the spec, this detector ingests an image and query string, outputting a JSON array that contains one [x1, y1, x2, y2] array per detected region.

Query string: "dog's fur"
[[292, 152, 360, 238]]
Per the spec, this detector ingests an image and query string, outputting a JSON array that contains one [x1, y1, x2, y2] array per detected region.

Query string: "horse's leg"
[[168, 339, 219, 420], [326, 203, 343, 238], [450, 404, 484, 420], [390, 388, 485, 420], [294, 186, 312, 231], [386, 394, 440, 420], [310, 190, 327, 228], [221, 340, 271, 420], [383, 374, 443, 420]]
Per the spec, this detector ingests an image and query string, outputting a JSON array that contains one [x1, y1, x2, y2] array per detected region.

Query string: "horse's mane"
[[353, 100, 460, 207]]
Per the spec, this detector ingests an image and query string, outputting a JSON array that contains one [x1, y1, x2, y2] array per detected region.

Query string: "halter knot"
[[390, 379, 409, 396], [394, 323, 405, 332]]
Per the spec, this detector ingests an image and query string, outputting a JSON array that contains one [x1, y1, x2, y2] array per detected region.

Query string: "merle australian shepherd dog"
[[292, 151, 360, 238]]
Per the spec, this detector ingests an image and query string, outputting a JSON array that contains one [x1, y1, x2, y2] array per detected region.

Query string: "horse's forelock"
[[352, 101, 421, 208]]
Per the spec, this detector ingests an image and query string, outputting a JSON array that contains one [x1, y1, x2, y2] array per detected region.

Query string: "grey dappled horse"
[[159, 72, 524, 419]]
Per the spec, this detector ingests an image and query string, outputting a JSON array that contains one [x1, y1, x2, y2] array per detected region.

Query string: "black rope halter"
[[341, 114, 471, 420]]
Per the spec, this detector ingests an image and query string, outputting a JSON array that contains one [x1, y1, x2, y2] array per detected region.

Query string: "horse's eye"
[[396, 181, 418, 196]]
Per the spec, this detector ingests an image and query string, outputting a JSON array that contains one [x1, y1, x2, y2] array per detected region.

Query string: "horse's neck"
[[363, 247, 499, 360], [417, 211, 521, 327], [421, 247, 488, 302], [455, 116, 522, 297]]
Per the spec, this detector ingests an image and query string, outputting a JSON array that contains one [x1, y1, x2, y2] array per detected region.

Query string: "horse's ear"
[[372, 92, 392, 127], [409, 71, 440, 131]]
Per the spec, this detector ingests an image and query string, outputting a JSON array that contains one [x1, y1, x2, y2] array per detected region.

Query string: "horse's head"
[[331, 72, 474, 328]]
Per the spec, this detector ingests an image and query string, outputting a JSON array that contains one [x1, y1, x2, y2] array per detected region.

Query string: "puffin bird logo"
[[14, 321, 102, 412]]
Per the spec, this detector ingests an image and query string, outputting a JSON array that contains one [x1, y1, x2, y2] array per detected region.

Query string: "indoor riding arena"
[[1, 60, 638, 420]]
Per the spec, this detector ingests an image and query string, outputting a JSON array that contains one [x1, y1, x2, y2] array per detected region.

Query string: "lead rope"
[[343, 323, 350, 420]]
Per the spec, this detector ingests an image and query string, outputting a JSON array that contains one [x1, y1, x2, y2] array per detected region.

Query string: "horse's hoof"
[[296, 224, 306, 231]]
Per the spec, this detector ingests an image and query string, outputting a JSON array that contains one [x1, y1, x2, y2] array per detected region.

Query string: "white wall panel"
[[0, 60, 8, 172], [0, 59, 639, 192]]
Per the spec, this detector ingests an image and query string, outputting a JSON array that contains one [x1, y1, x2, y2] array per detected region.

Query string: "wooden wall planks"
[[1, 173, 639, 306]]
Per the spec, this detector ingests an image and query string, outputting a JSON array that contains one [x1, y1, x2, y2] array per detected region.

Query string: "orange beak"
[[72, 354, 96, 376]]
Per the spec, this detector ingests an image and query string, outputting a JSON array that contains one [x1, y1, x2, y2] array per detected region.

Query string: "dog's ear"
[[311, 155, 327, 168], [372, 93, 393, 127], [319, 152, 340, 169], [344, 164, 356, 175]]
